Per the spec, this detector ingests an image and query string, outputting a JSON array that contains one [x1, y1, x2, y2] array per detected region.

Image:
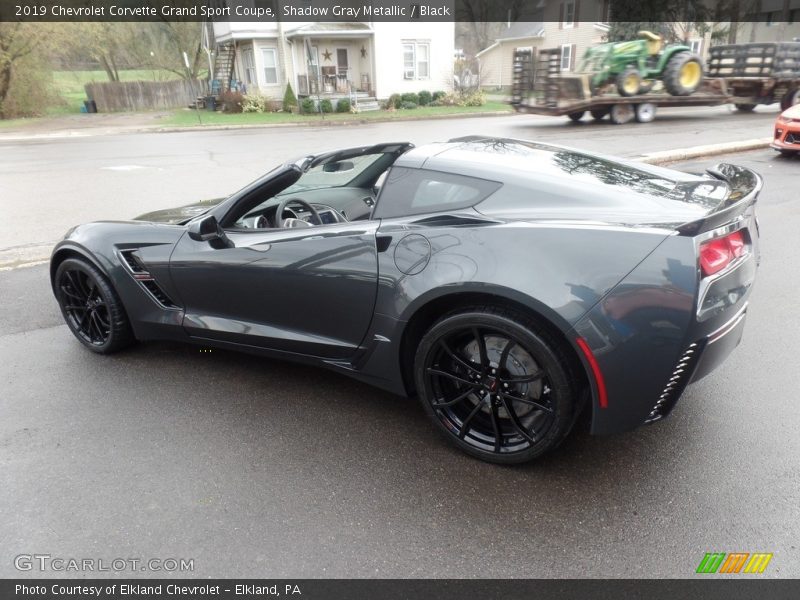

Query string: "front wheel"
[[414, 307, 580, 464], [54, 258, 135, 353], [734, 103, 757, 112]]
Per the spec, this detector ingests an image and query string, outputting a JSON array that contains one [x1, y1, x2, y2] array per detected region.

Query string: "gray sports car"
[[50, 137, 761, 464]]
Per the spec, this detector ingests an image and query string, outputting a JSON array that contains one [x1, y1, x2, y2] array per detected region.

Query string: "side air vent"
[[118, 249, 180, 310], [120, 249, 147, 273], [141, 280, 177, 308], [645, 341, 705, 424]]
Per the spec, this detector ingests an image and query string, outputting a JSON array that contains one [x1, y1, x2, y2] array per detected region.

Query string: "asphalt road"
[[0, 104, 779, 265], [1, 147, 798, 578]]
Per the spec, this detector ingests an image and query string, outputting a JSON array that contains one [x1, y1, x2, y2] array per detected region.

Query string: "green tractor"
[[579, 31, 704, 97]]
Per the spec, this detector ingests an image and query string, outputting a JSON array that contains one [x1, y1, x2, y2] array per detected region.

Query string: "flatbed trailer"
[[510, 43, 800, 124]]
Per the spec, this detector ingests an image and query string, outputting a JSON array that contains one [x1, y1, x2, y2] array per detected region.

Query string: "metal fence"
[[84, 79, 209, 112]]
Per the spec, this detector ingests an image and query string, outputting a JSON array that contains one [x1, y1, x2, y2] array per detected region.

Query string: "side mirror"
[[188, 215, 233, 248]]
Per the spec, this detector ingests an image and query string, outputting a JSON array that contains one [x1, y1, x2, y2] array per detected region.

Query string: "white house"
[[211, 20, 454, 107]]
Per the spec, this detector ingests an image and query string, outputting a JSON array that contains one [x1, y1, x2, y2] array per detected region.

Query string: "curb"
[[639, 138, 772, 165]]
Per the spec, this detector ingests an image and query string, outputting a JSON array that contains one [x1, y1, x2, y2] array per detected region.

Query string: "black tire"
[[663, 52, 703, 96], [616, 66, 641, 97], [780, 88, 800, 111], [567, 111, 585, 122], [590, 108, 609, 121], [54, 258, 135, 353], [734, 103, 757, 112], [414, 306, 580, 465]]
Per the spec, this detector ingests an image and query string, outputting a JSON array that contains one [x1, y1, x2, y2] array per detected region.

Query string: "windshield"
[[283, 153, 387, 193]]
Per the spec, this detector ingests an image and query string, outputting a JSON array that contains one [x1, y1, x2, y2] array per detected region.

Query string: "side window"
[[373, 167, 501, 219]]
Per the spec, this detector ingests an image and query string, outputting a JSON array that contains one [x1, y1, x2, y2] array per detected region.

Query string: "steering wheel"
[[274, 198, 322, 228]]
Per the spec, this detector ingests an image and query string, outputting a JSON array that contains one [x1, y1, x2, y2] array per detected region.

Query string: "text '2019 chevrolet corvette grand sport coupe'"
[[51, 137, 761, 464]]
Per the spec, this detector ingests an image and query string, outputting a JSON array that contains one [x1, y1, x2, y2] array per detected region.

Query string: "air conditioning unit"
[[404, 69, 415, 80]]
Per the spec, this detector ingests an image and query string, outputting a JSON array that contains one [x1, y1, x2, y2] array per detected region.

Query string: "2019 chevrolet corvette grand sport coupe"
[[51, 137, 762, 464]]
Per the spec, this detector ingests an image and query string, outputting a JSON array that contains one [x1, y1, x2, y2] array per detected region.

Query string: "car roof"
[[394, 137, 704, 186]]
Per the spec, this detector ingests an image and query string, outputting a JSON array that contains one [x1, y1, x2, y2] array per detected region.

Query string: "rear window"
[[373, 167, 502, 219]]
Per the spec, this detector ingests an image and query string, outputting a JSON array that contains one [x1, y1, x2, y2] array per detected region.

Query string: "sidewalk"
[[0, 107, 513, 140]]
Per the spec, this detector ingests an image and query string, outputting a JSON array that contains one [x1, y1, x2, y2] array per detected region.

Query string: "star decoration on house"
[[322, 49, 332, 61], [360, 46, 367, 58]]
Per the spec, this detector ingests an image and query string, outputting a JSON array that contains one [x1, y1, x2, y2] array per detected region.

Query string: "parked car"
[[50, 137, 762, 464], [771, 103, 800, 156]]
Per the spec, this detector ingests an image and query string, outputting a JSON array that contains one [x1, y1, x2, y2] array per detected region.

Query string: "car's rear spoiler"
[[676, 163, 763, 236]]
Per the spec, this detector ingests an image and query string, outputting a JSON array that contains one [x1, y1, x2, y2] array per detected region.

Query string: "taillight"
[[699, 230, 746, 277]]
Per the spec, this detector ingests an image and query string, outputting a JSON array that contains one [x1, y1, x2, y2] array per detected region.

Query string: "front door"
[[169, 221, 379, 359]]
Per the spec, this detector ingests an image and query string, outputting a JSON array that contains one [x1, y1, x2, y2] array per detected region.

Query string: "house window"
[[241, 48, 256, 86], [402, 41, 430, 80], [689, 40, 702, 55], [560, 44, 573, 71], [262, 48, 278, 85], [562, 1, 575, 29]]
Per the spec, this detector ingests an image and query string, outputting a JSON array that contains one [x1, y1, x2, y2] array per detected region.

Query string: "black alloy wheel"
[[415, 307, 579, 464], [54, 258, 134, 353]]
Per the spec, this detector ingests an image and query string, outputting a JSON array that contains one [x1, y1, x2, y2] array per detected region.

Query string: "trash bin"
[[205, 96, 217, 111], [83, 100, 97, 113]]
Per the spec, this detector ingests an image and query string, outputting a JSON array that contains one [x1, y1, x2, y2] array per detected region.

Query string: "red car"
[[772, 104, 800, 156]]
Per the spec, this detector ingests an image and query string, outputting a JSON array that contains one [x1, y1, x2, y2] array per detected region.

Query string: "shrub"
[[432, 90, 447, 102], [387, 93, 401, 110], [400, 101, 418, 110], [282, 83, 297, 112], [401, 92, 419, 105], [336, 98, 351, 113], [463, 90, 486, 107], [219, 90, 244, 113], [417, 90, 432, 106], [242, 93, 270, 113], [319, 98, 333, 113], [300, 98, 316, 114]]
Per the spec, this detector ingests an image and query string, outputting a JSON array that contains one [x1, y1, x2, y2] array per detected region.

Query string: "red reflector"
[[699, 230, 747, 277], [576, 337, 608, 409]]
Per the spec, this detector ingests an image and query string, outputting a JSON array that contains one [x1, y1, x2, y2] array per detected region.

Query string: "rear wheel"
[[54, 258, 134, 353], [663, 52, 703, 96], [734, 103, 757, 112], [635, 103, 657, 123], [414, 307, 579, 464], [567, 111, 585, 122], [609, 103, 635, 124], [616, 66, 642, 97]]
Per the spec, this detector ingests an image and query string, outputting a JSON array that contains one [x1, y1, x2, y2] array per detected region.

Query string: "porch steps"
[[354, 97, 380, 112]]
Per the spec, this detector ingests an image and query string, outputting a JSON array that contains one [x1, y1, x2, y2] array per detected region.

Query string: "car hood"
[[134, 198, 225, 224], [781, 104, 800, 120]]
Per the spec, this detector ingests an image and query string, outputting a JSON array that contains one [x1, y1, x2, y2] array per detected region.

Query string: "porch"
[[285, 23, 376, 99]]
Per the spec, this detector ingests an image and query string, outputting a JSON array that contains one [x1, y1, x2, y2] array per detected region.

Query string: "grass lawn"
[[49, 69, 187, 115], [162, 101, 513, 128]]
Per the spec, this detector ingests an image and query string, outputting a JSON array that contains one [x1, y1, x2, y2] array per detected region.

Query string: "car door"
[[169, 220, 379, 360]]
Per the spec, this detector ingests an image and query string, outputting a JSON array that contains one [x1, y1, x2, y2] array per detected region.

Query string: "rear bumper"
[[575, 216, 758, 435], [690, 303, 747, 383]]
